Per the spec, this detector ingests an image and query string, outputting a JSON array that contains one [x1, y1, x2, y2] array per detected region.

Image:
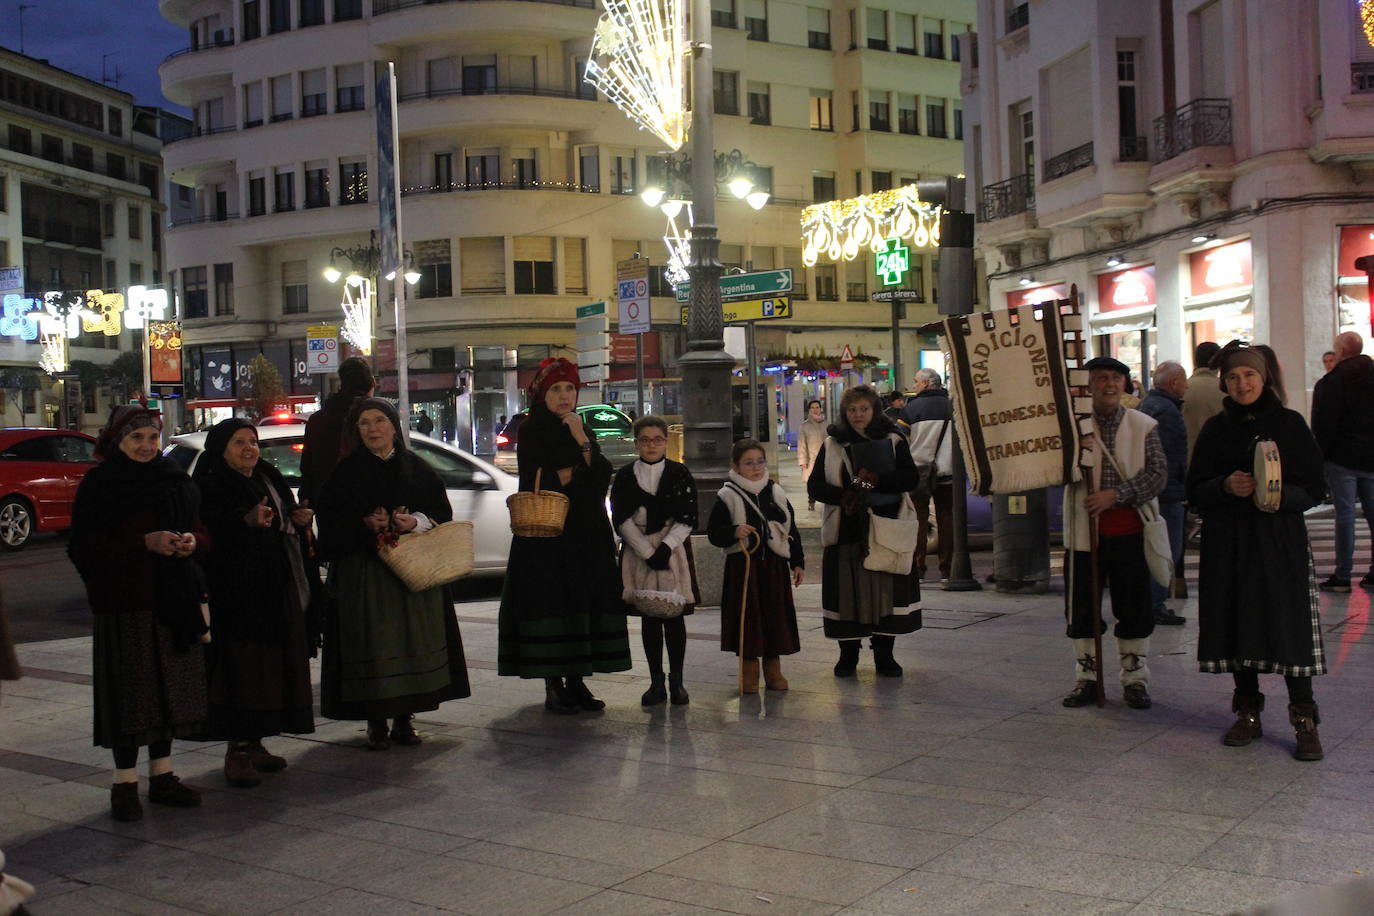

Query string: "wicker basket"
[[507, 468, 569, 537], [377, 520, 474, 591]]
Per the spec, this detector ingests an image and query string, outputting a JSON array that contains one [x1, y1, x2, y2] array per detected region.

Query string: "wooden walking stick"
[[737, 529, 761, 697], [1081, 435, 1106, 708]]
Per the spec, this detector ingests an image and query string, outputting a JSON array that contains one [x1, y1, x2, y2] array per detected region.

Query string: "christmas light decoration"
[[339, 275, 373, 355], [80, 289, 124, 336], [661, 201, 694, 287], [585, 0, 689, 150], [125, 286, 170, 330], [800, 185, 942, 267], [1362, 0, 1374, 46]]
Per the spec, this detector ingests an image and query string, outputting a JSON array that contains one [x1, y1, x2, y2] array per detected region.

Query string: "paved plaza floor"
[[3, 517, 1374, 915]]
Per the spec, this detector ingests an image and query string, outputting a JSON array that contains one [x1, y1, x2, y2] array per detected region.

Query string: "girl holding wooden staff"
[[1188, 342, 1328, 760]]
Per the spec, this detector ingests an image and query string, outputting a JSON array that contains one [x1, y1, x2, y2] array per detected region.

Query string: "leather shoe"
[[365, 718, 391, 750], [223, 750, 261, 788], [390, 715, 422, 746], [1062, 682, 1098, 707], [1123, 683, 1152, 709], [564, 678, 606, 711], [641, 678, 667, 706], [1152, 605, 1186, 626], [110, 781, 143, 822], [248, 740, 287, 772]]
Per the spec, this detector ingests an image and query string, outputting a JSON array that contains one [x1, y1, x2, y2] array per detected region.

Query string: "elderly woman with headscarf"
[[68, 405, 208, 822], [1188, 342, 1328, 760], [807, 385, 922, 679], [497, 358, 631, 713], [316, 397, 470, 750], [192, 419, 316, 787]]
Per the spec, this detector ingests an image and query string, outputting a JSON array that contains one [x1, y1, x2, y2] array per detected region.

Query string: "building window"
[[106, 153, 126, 181], [743, 0, 767, 40], [466, 151, 499, 187], [923, 20, 944, 58], [1118, 49, 1139, 154], [871, 170, 892, 192], [812, 171, 835, 203], [866, 8, 887, 50], [334, 0, 362, 20], [413, 239, 452, 299], [462, 58, 497, 95], [139, 163, 159, 200], [610, 153, 636, 194], [513, 150, 538, 188], [298, 0, 324, 26], [282, 261, 308, 314], [710, 0, 735, 29], [953, 106, 963, 140], [815, 264, 837, 300], [513, 262, 555, 294], [894, 12, 916, 53], [102, 203, 115, 238], [339, 159, 367, 203], [713, 71, 738, 115], [274, 168, 295, 211], [809, 89, 832, 131], [108, 107, 122, 137], [183, 266, 209, 319], [129, 262, 143, 286], [243, 81, 264, 127], [1014, 103, 1034, 176], [248, 173, 266, 216], [747, 83, 771, 125], [460, 237, 505, 294], [926, 99, 947, 138], [868, 90, 890, 131], [433, 153, 453, 190], [573, 57, 596, 100], [214, 263, 234, 316], [304, 163, 329, 208], [242, 0, 262, 40], [807, 6, 830, 49], [40, 135, 62, 163], [578, 147, 599, 192], [847, 263, 867, 301], [268, 0, 290, 33], [301, 69, 326, 116], [128, 206, 142, 239], [7, 125, 30, 155], [270, 76, 293, 122], [951, 24, 963, 60], [897, 93, 918, 134], [336, 63, 364, 111]]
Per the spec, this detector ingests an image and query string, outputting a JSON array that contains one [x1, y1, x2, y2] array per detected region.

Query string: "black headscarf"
[[341, 397, 408, 459]]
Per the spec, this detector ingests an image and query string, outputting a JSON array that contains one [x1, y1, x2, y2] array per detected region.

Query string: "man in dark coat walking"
[[1137, 361, 1189, 625], [299, 357, 375, 506], [1311, 331, 1374, 592], [902, 368, 953, 582]]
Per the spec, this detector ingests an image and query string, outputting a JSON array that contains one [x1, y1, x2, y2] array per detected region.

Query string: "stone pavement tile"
[[445, 840, 641, 887], [1233, 793, 1374, 841], [1189, 834, 1374, 884], [613, 872, 840, 915], [976, 807, 1226, 866], [654, 840, 906, 906], [5, 778, 114, 824], [876, 755, 1072, 797], [300, 810, 476, 855], [71, 845, 334, 915], [1137, 866, 1322, 915], [362, 791, 552, 841], [1067, 773, 1275, 820], [800, 787, 1022, 837], [967, 718, 1163, 753], [1121, 907, 1216, 916], [1229, 819, 1374, 855], [26, 883, 204, 915], [921, 837, 1179, 903], [1027, 796, 1238, 835], [1280, 765, 1374, 802], [479, 809, 714, 869], [270, 887, 453, 915], [848, 776, 1040, 811], [363, 853, 603, 915], [925, 734, 1127, 773], [0, 808, 62, 848], [0, 692, 83, 722], [547, 888, 734, 915], [845, 870, 1136, 915], [728, 811, 963, 869]]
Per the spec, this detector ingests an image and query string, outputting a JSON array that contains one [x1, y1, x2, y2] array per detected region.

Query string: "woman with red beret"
[[497, 359, 631, 711]]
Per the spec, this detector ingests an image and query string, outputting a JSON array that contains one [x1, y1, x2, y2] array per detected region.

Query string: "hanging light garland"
[[800, 185, 942, 267], [661, 201, 694, 288], [585, 0, 689, 150], [339, 276, 373, 355], [1363, 0, 1374, 46]]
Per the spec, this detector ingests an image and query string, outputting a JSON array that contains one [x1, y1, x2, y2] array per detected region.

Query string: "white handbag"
[[1102, 446, 1174, 587], [864, 494, 920, 575]]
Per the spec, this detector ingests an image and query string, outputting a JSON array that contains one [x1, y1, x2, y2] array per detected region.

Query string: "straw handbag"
[[507, 468, 569, 537], [378, 520, 474, 591]]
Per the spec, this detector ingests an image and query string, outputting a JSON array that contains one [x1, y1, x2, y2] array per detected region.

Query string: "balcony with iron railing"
[[163, 33, 235, 62], [1119, 135, 1148, 162], [1005, 3, 1028, 33], [1154, 98, 1231, 161], [1043, 141, 1092, 182], [978, 174, 1034, 222]]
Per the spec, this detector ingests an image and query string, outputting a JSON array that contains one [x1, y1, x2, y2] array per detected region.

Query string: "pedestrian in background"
[[1189, 342, 1328, 760], [1137, 361, 1189, 625], [1322, 350, 1337, 373], [809, 385, 922, 678], [498, 359, 631, 712], [299, 356, 374, 507], [709, 438, 803, 693], [1311, 330, 1374, 593], [69, 405, 208, 822], [612, 415, 699, 706], [316, 398, 470, 749], [884, 392, 907, 424], [797, 399, 827, 510], [193, 419, 316, 788], [903, 368, 954, 583], [1184, 341, 1225, 460]]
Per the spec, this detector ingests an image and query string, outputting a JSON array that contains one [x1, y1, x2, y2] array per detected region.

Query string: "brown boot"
[[248, 740, 288, 772], [740, 658, 760, 694], [762, 656, 788, 691], [223, 749, 261, 788], [1288, 702, 1324, 761], [1223, 692, 1263, 746]]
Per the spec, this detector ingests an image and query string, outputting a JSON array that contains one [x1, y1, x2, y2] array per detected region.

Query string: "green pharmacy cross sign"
[[875, 238, 911, 287]]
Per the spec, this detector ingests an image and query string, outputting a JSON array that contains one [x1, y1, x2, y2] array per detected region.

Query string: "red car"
[[0, 428, 98, 550]]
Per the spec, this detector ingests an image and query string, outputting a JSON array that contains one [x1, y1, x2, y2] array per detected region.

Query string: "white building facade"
[[158, 0, 970, 448], [962, 0, 1374, 410]]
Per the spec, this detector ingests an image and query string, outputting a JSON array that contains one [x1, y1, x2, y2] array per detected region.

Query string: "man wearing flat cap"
[[1062, 356, 1169, 710]]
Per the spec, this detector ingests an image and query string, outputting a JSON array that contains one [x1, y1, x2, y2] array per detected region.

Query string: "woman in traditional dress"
[[498, 358, 631, 712], [316, 398, 469, 749], [611, 415, 699, 706], [193, 419, 315, 786], [708, 439, 803, 693], [1188, 342, 1328, 760], [69, 405, 208, 822], [807, 385, 921, 678]]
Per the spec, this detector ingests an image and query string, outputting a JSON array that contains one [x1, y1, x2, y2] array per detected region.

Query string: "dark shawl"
[[299, 387, 368, 505], [315, 446, 452, 562], [610, 458, 698, 531]]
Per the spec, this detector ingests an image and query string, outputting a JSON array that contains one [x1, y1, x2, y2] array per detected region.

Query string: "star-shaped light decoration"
[[585, 0, 689, 149]]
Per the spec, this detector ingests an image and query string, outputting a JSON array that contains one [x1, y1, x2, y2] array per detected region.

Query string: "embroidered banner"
[[941, 301, 1083, 496]]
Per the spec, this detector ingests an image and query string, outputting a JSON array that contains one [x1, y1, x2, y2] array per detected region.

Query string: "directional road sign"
[[674, 269, 792, 303], [679, 296, 791, 326]]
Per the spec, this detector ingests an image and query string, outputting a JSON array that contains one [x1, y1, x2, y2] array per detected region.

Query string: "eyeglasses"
[[636, 436, 668, 446], [739, 459, 768, 469]]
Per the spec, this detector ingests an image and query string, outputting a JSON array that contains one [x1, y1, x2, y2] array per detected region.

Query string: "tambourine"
[[1252, 438, 1282, 512]]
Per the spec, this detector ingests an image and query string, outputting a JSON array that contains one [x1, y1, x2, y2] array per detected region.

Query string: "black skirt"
[[719, 551, 801, 658]]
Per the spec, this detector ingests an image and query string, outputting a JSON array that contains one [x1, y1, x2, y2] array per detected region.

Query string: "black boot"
[[147, 773, 201, 808], [871, 635, 903, 677], [365, 718, 391, 749], [1289, 702, 1324, 761], [1223, 692, 1264, 746], [564, 676, 606, 711], [110, 781, 142, 822], [641, 676, 667, 706], [668, 672, 690, 706], [390, 715, 422, 746], [833, 640, 861, 677], [544, 677, 579, 714]]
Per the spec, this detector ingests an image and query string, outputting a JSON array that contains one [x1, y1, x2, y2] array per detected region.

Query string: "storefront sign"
[[875, 238, 911, 286], [148, 322, 183, 385], [203, 348, 234, 396], [1006, 283, 1068, 309], [1188, 239, 1252, 296], [1095, 266, 1156, 312]]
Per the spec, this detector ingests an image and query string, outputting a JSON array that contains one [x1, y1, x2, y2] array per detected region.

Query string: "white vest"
[[1064, 408, 1158, 552], [819, 431, 905, 547]]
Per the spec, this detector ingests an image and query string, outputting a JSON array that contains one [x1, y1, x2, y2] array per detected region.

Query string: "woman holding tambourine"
[[1187, 342, 1328, 761]]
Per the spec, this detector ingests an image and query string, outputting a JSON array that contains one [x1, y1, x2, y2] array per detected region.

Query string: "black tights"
[[641, 616, 687, 680], [1233, 670, 1314, 705], [112, 739, 172, 769]]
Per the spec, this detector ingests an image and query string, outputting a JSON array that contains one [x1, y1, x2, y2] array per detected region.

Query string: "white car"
[[165, 424, 516, 575]]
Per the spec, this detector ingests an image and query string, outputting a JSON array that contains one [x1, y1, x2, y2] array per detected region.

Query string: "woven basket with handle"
[[378, 520, 474, 591], [507, 468, 569, 537]]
